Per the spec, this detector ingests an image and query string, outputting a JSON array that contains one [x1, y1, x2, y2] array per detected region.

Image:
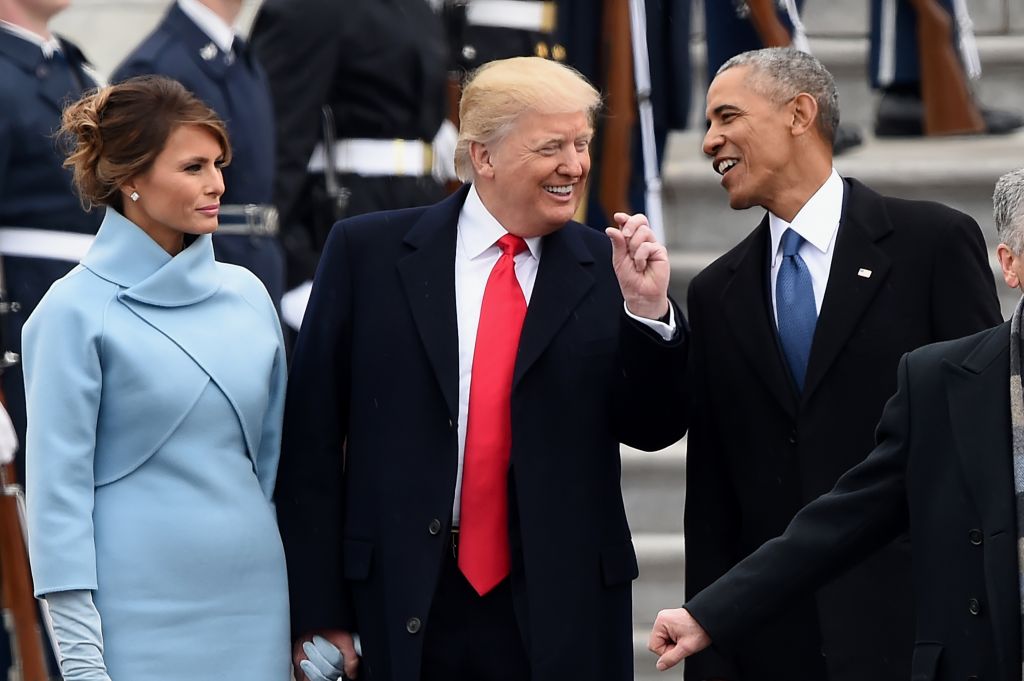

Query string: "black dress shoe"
[[875, 91, 1024, 137], [832, 123, 863, 155]]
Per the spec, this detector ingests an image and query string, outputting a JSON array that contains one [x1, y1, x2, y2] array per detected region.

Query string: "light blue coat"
[[22, 209, 290, 680]]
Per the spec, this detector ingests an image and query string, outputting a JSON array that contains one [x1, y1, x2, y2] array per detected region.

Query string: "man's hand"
[[294, 630, 359, 680], [606, 212, 670, 320], [648, 608, 712, 671]]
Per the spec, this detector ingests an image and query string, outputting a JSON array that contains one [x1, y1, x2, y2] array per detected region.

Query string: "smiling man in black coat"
[[279, 56, 688, 681], [679, 48, 1000, 681]]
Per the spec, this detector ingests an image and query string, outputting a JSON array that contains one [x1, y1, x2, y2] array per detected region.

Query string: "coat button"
[[788, 430, 797, 445], [968, 529, 983, 545], [967, 676, 980, 681], [448, 418, 455, 431], [406, 617, 421, 634], [428, 518, 442, 535], [968, 598, 981, 615]]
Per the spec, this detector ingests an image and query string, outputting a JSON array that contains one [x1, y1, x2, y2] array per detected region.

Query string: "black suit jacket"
[[277, 186, 688, 681], [684, 178, 1001, 681], [687, 321, 1022, 681]]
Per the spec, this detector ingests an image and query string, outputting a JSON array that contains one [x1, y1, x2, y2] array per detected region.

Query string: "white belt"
[[307, 138, 433, 177], [0, 228, 94, 263], [466, 0, 556, 32]]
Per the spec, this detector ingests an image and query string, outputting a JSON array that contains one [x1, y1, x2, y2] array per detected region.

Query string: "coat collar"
[[718, 178, 896, 412], [721, 220, 799, 417], [801, 178, 893, 401], [81, 208, 221, 307], [397, 185, 596, 418], [0, 27, 46, 72], [942, 321, 1020, 678]]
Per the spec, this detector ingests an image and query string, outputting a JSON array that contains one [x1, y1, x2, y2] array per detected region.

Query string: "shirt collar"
[[176, 0, 236, 53], [769, 168, 845, 258], [0, 20, 60, 57], [460, 184, 542, 261]]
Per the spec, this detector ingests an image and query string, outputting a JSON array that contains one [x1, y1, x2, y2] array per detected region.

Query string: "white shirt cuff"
[[623, 301, 678, 341]]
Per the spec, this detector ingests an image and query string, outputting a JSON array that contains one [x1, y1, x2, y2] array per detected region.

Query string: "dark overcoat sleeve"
[[685, 353, 914, 652], [275, 223, 354, 636]]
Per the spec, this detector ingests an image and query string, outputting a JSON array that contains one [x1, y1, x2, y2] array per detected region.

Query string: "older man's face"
[[702, 66, 798, 213], [481, 109, 592, 237]]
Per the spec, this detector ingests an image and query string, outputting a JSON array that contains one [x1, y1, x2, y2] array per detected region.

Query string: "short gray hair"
[[995, 168, 1024, 254], [718, 47, 839, 145]]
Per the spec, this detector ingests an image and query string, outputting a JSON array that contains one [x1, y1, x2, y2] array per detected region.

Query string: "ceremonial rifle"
[[906, 0, 984, 135]]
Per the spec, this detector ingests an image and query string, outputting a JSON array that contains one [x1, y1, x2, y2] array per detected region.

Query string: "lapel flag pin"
[[200, 42, 218, 61], [857, 268, 872, 278]]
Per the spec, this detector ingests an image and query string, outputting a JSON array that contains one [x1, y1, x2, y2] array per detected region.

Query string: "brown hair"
[[58, 75, 231, 211]]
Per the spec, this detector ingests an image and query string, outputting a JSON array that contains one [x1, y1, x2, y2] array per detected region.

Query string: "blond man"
[[280, 56, 688, 681]]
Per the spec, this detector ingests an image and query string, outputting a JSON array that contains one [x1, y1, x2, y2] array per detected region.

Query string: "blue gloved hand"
[[300, 634, 346, 681]]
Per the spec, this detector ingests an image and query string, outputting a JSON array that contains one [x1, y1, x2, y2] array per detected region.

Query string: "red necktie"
[[459, 234, 528, 596]]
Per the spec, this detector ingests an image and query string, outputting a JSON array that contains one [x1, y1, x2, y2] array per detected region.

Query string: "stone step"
[[621, 442, 687, 534], [633, 626, 685, 681], [686, 33, 1024, 136], [792, 0, 1018, 38]]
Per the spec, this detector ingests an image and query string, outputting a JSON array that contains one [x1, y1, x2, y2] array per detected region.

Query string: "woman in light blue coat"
[[22, 76, 290, 681]]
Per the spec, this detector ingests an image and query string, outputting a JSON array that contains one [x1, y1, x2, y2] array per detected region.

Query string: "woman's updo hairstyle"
[[58, 75, 231, 212]]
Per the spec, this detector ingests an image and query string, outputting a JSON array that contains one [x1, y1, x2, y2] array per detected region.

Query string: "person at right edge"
[[683, 48, 1000, 681]]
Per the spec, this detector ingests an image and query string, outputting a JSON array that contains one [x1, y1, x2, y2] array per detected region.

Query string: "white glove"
[[300, 635, 345, 681], [431, 119, 459, 183], [0, 402, 18, 465]]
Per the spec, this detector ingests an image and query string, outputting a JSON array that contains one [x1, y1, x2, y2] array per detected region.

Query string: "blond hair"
[[58, 75, 231, 211], [455, 57, 601, 181]]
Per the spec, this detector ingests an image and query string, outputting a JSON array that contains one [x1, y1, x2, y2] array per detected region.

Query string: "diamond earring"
[[130, 191, 140, 202]]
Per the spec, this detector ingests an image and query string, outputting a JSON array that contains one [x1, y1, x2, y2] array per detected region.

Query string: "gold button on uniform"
[[534, 41, 549, 59]]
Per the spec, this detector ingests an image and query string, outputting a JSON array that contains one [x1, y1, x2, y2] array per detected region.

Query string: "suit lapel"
[[513, 224, 594, 387], [397, 190, 464, 420], [721, 218, 798, 417], [802, 181, 892, 402], [944, 323, 1019, 677]]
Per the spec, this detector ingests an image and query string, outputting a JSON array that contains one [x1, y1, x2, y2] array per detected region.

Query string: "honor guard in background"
[[446, 0, 566, 72], [870, 0, 1024, 137], [0, 0, 99, 674], [704, 0, 863, 153], [557, 0, 691, 228], [251, 0, 450, 327], [111, 0, 286, 307], [0, 0, 100, 461]]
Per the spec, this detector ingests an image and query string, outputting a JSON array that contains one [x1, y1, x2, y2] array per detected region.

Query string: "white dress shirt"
[[451, 185, 676, 523], [768, 168, 845, 325], [0, 20, 61, 57], [177, 0, 236, 53]]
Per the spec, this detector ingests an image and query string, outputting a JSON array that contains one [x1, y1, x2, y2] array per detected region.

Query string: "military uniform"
[[446, 0, 567, 72], [557, 0, 691, 226], [703, 0, 802, 85], [870, 0, 962, 90], [0, 24, 99, 675], [0, 25, 100, 464], [112, 0, 286, 306], [869, 0, 1022, 136], [251, 0, 449, 290]]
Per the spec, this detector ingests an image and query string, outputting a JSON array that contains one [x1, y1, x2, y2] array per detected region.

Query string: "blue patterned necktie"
[[776, 228, 818, 391]]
